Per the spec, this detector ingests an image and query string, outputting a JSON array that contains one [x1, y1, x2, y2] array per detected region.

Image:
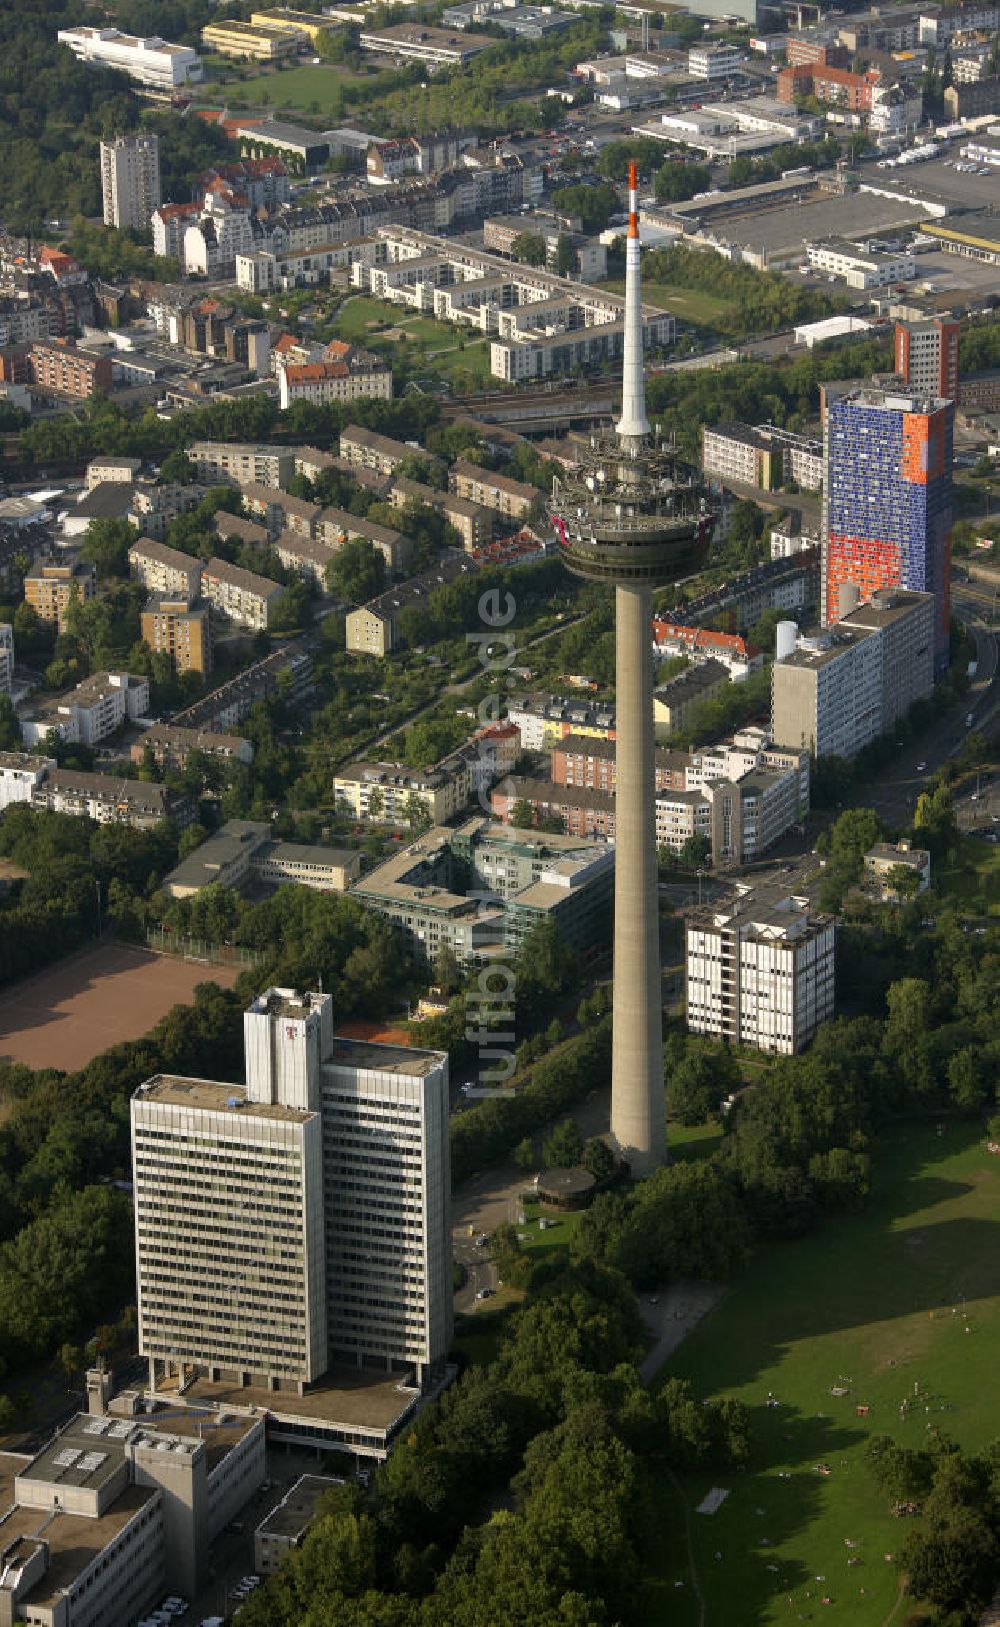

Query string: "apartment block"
[[822, 386, 952, 672], [202, 557, 284, 630], [492, 776, 618, 841], [31, 769, 190, 829], [189, 440, 295, 489], [278, 353, 392, 411], [702, 422, 824, 492], [0, 750, 53, 811], [29, 339, 113, 398], [652, 619, 764, 682], [686, 887, 835, 1055], [240, 483, 321, 540], [333, 759, 469, 826], [141, 594, 213, 676], [506, 693, 617, 751], [213, 511, 271, 550], [388, 476, 494, 552], [771, 588, 934, 759], [100, 131, 161, 231], [449, 458, 540, 520], [894, 317, 960, 400], [344, 550, 480, 657], [551, 733, 687, 795], [20, 670, 149, 749], [130, 723, 252, 772], [87, 455, 142, 491], [338, 425, 420, 478], [653, 659, 729, 738], [315, 506, 413, 576], [274, 530, 336, 588], [128, 537, 203, 598], [132, 988, 452, 1392]]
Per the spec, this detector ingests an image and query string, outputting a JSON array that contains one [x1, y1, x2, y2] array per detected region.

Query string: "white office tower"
[[0, 622, 12, 695], [132, 989, 451, 1399], [101, 131, 161, 230]]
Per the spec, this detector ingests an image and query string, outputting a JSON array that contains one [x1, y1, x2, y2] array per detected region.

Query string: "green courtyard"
[[331, 294, 496, 391], [643, 1121, 1000, 1625]]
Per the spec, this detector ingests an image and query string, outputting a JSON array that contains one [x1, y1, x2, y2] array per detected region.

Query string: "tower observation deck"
[[551, 163, 716, 1177]]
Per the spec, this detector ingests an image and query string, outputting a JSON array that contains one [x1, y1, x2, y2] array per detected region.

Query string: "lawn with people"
[[642, 1120, 1000, 1624]]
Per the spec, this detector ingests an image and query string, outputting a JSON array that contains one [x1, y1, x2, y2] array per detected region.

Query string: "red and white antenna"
[[616, 160, 650, 451]]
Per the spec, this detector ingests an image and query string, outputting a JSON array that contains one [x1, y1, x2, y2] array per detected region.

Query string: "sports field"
[[642, 1122, 1000, 1625], [0, 944, 239, 1072]]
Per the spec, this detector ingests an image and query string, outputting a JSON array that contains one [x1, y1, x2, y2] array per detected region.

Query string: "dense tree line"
[[641, 241, 847, 339]]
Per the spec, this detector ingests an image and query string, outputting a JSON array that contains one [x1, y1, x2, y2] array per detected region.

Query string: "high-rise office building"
[[894, 317, 959, 401], [822, 387, 952, 674], [101, 131, 161, 230], [131, 988, 451, 1397]]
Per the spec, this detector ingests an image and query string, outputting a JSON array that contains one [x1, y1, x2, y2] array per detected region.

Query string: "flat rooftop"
[[694, 189, 933, 256], [173, 1366, 419, 1434], [0, 1484, 157, 1607], [256, 1473, 340, 1541], [135, 1074, 314, 1123]]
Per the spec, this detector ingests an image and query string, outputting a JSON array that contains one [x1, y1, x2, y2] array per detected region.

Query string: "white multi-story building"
[[0, 750, 53, 811], [202, 557, 284, 630], [100, 132, 161, 231], [131, 989, 451, 1396], [128, 537, 203, 598], [688, 42, 742, 79], [686, 887, 836, 1055], [0, 622, 12, 696], [56, 26, 204, 88], [806, 239, 916, 289], [278, 354, 393, 410], [19, 670, 150, 748], [182, 192, 253, 277]]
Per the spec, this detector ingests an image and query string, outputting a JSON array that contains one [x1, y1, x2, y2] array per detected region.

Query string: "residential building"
[[357, 23, 497, 64], [132, 986, 452, 1388], [702, 422, 824, 492], [351, 818, 614, 967], [130, 723, 252, 772], [29, 338, 113, 399], [943, 75, 1000, 120], [339, 425, 421, 477], [0, 622, 11, 697], [652, 619, 764, 682], [196, 156, 292, 211], [241, 482, 321, 539], [344, 550, 480, 657], [23, 558, 97, 631], [491, 775, 618, 840], [894, 317, 960, 401], [652, 659, 729, 738], [332, 759, 470, 827], [769, 514, 821, 561], [0, 750, 53, 811], [55, 25, 204, 88], [274, 530, 335, 588], [100, 132, 161, 232], [920, 5, 1000, 45], [202, 18, 302, 57], [151, 201, 202, 262], [128, 537, 203, 598], [449, 458, 539, 520], [31, 769, 190, 829], [806, 239, 916, 290], [389, 476, 494, 551], [87, 454, 142, 491], [182, 188, 253, 278], [688, 42, 742, 79], [551, 733, 687, 795], [506, 693, 617, 751], [822, 387, 953, 672], [864, 837, 930, 897], [315, 506, 413, 576], [141, 594, 213, 676], [214, 510, 271, 550], [776, 61, 881, 111], [686, 887, 835, 1055], [279, 350, 392, 410], [19, 671, 150, 749], [171, 646, 313, 733], [189, 440, 295, 489], [202, 557, 284, 630], [161, 819, 360, 895], [771, 588, 935, 759]]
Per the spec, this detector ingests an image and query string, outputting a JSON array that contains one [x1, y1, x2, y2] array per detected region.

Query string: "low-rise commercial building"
[[141, 594, 213, 676], [202, 557, 285, 630], [202, 17, 302, 56], [23, 559, 97, 631], [20, 671, 149, 749], [806, 238, 916, 289], [358, 22, 497, 64], [686, 886, 836, 1054], [254, 1474, 342, 1576], [688, 42, 742, 79], [162, 818, 361, 896]]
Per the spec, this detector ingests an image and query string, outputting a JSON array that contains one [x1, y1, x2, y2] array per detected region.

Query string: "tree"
[[514, 1137, 535, 1171], [542, 1117, 584, 1168], [883, 864, 921, 903], [326, 539, 385, 605], [554, 233, 577, 277], [551, 183, 617, 232], [158, 450, 196, 485], [432, 943, 461, 995], [404, 792, 431, 834], [512, 232, 546, 267], [581, 1136, 615, 1182], [79, 518, 138, 578], [511, 799, 535, 829], [680, 834, 711, 869]]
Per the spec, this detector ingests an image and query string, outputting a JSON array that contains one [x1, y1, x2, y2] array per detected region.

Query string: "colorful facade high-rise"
[[551, 165, 714, 1176], [822, 387, 953, 674]]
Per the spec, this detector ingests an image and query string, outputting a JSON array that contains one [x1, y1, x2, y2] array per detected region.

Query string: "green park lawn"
[[332, 295, 495, 390], [641, 1120, 1000, 1626], [204, 60, 367, 115], [599, 277, 738, 329], [934, 832, 1000, 916]]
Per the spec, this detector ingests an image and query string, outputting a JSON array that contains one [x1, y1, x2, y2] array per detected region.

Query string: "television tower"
[[551, 164, 714, 1177]]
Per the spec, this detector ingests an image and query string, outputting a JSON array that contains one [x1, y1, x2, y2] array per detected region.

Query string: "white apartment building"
[[688, 42, 743, 79], [19, 671, 150, 749], [202, 557, 284, 630], [278, 356, 393, 410], [131, 989, 451, 1396], [182, 193, 253, 277], [56, 26, 204, 88], [100, 132, 161, 232], [806, 239, 916, 289], [686, 888, 836, 1055], [189, 440, 295, 489], [0, 751, 53, 811], [0, 622, 12, 696], [128, 536, 203, 598], [770, 515, 821, 559], [332, 759, 469, 825]]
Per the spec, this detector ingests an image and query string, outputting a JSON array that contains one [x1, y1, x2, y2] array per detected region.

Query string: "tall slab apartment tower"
[[132, 988, 451, 1395], [822, 386, 953, 676], [551, 165, 715, 1175]]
